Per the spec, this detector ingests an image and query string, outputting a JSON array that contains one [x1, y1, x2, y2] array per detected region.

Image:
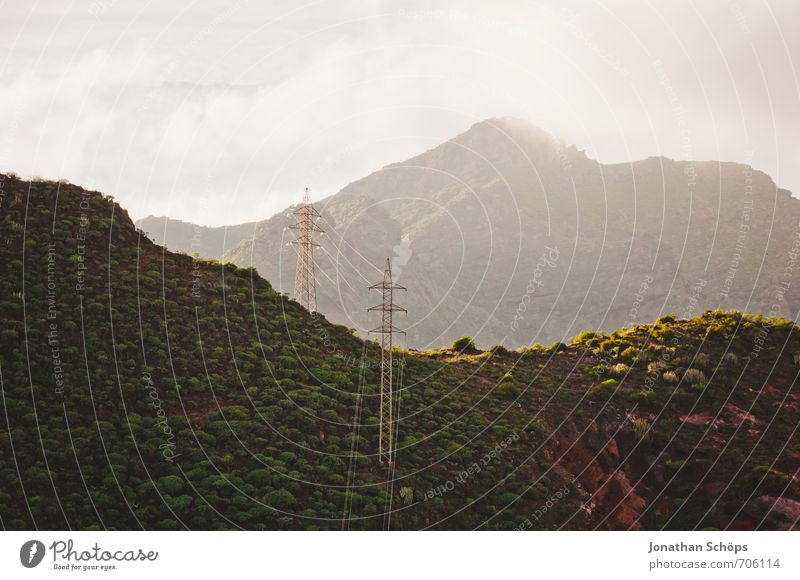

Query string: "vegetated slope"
[[135, 215, 257, 261], [223, 116, 800, 349], [1, 174, 799, 531]]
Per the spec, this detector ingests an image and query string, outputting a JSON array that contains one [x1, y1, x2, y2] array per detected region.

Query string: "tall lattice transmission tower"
[[290, 188, 323, 312], [368, 258, 406, 464]]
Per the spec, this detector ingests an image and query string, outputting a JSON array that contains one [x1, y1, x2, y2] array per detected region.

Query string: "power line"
[[368, 258, 406, 464], [289, 188, 323, 312], [384, 349, 405, 530]]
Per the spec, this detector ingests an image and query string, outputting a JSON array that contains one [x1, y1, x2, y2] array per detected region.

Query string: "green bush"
[[632, 389, 656, 403], [497, 372, 522, 397], [571, 331, 596, 344], [632, 417, 650, 441], [662, 370, 678, 382], [587, 379, 617, 401], [452, 336, 477, 352], [693, 353, 711, 367], [609, 363, 630, 377], [738, 466, 791, 496], [722, 352, 740, 366], [489, 344, 509, 356], [683, 368, 706, 384]]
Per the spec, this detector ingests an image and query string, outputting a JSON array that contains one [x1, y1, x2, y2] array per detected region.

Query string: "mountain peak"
[[446, 116, 586, 169], [466, 115, 550, 134]]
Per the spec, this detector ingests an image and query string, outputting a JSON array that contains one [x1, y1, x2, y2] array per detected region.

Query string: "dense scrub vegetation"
[[1, 174, 798, 530]]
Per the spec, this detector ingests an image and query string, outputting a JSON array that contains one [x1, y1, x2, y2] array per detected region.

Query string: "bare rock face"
[[737, 496, 800, 530]]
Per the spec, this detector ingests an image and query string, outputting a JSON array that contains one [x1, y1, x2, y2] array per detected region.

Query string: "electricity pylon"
[[368, 259, 406, 464], [290, 188, 323, 312]]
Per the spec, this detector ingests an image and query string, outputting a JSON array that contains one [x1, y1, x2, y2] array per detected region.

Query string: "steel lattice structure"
[[290, 188, 323, 312], [368, 259, 406, 464]]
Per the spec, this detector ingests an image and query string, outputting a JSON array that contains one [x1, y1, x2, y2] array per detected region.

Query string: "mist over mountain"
[[136, 215, 257, 261], [215, 117, 800, 349]]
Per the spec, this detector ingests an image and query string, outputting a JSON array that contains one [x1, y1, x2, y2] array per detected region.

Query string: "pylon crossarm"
[[292, 204, 321, 216], [289, 223, 324, 234], [291, 240, 321, 248], [367, 304, 407, 313], [368, 326, 406, 335], [369, 282, 406, 290]]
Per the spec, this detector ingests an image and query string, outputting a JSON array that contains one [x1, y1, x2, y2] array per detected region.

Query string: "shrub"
[[652, 327, 674, 342], [571, 331, 596, 344], [609, 363, 630, 377], [632, 417, 650, 441], [452, 336, 477, 353], [599, 339, 617, 353], [632, 389, 656, 403], [587, 379, 617, 401], [266, 489, 297, 509], [693, 353, 711, 368], [722, 352, 740, 366], [620, 346, 637, 361], [497, 372, 522, 397], [546, 341, 568, 354], [683, 368, 706, 384], [657, 314, 677, 324], [489, 344, 509, 356], [662, 370, 678, 383], [157, 475, 184, 496], [648, 361, 667, 374], [529, 483, 549, 500], [738, 466, 791, 496], [399, 487, 414, 505]]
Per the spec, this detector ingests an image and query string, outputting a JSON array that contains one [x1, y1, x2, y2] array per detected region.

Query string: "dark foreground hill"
[[1, 174, 799, 530], [223, 117, 800, 349]]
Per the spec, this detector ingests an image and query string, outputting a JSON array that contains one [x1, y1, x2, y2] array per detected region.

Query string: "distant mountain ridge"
[[136, 215, 257, 261], [150, 117, 800, 349]]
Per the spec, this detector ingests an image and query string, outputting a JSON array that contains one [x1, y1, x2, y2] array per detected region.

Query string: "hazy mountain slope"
[[1, 174, 799, 530], [225, 117, 800, 349], [136, 215, 257, 261]]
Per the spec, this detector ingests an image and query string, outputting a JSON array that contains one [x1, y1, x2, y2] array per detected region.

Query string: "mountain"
[[222, 117, 800, 349], [1, 173, 799, 530], [135, 215, 257, 261]]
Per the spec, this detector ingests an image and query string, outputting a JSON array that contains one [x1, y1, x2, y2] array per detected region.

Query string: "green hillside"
[[1, 174, 798, 530]]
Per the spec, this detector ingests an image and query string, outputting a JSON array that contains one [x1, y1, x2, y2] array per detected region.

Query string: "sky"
[[0, 0, 798, 226]]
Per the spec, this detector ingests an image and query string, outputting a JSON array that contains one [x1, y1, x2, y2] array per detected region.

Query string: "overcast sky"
[[1, 0, 798, 226]]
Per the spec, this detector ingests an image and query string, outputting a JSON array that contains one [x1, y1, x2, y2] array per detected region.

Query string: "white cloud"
[[0, 0, 798, 225]]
